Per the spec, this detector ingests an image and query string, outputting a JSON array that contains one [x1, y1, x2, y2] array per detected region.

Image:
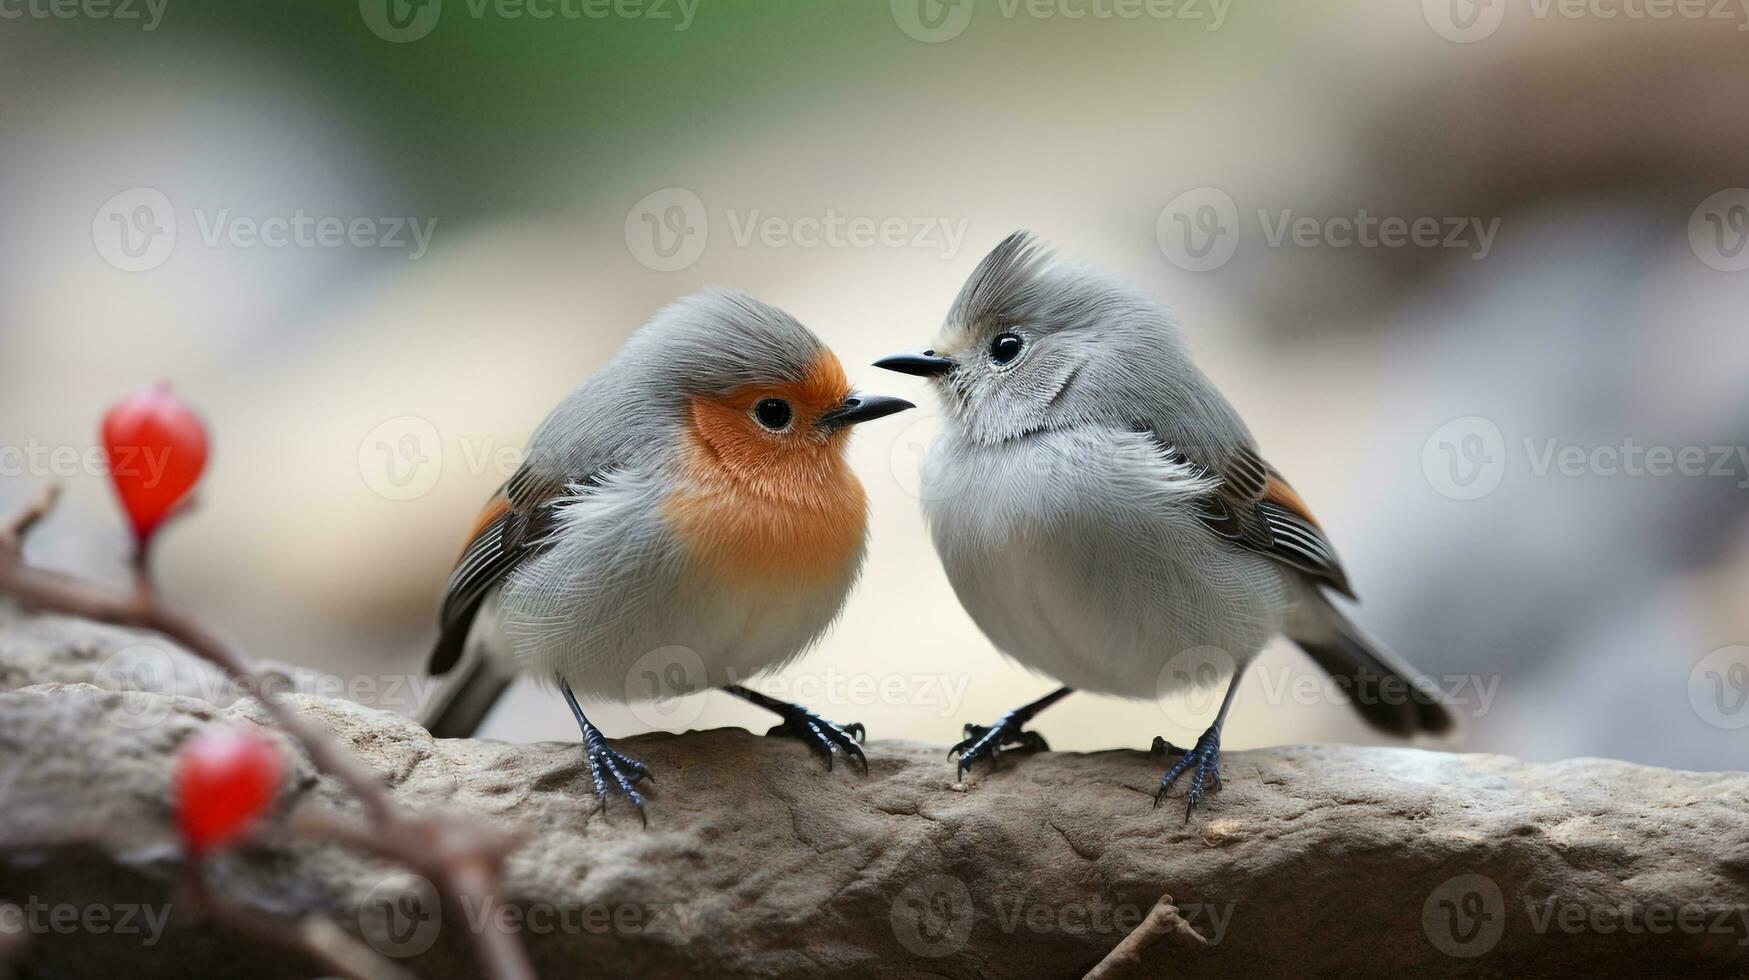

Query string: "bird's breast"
[[662, 427, 868, 583]]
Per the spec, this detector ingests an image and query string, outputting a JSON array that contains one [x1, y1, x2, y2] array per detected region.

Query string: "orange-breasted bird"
[[422, 290, 913, 817]]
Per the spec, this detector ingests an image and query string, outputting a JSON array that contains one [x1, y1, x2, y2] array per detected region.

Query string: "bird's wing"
[[427, 467, 586, 676], [427, 361, 656, 677], [1139, 425, 1355, 599]]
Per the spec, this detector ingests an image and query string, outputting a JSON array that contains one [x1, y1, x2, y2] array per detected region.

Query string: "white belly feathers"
[[922, 426, 1293, 697]]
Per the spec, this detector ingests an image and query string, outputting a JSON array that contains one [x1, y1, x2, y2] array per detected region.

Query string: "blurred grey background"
[[2, 0, 1746, 770]]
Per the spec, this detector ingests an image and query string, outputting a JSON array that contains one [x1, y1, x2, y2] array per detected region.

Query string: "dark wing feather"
[[1142, 431, 1354, 598], [427, 471, 581, 676], [1256, 497, 1353, 597]]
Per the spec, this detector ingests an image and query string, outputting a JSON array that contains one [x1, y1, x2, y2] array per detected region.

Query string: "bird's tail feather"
[[420, 648, 513, 738], [1288, 591, 1455, 737]]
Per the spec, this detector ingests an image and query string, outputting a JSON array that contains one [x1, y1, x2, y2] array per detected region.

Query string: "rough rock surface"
[[3, 609, 1749, 979]]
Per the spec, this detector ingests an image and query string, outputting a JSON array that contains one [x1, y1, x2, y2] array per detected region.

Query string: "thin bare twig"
[[182, 860, 414, 980], [0, 484, 59, 553], [0, 486, 536, 980], [1082, 891, 1208, 980]]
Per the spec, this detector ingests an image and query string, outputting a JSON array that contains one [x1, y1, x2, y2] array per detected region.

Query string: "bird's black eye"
[[753, 398, 793, 431], [990, 332, 1024, 364]]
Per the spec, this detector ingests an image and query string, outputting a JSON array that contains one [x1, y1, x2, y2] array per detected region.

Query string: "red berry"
[[175, 728, 282, 853], [101, 384, 208, 543]]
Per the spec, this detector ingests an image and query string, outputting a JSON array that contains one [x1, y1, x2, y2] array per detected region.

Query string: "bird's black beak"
[[874, 349, 956, 378], [818, 393, 914, 430]]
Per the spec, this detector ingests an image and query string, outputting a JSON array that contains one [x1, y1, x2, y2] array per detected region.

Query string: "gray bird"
[[423, 290, 913, 817], [876, 233, 1452, 817]]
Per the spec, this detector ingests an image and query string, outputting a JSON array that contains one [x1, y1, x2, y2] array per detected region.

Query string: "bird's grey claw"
[[1154, 726, 1222, 821], [949, 714, 1049, 781], [768, 710, 869, 774], [582, 736, 650, 825]]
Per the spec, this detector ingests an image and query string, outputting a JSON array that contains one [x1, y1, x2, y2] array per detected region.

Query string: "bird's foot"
[[950, 713, 1051, 781], [582, 731, 651, 825], [1153, 726, 1222, 820], [765, 708, 868, 774]]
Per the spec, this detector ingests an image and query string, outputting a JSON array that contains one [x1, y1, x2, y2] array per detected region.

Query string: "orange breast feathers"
[[663, 352, 869, 580]]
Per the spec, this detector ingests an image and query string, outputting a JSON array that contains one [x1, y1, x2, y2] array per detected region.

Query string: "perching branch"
[[0, 486, 536, 980]]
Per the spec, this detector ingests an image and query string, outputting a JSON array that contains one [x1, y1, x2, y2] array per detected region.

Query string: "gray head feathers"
[[520, 289, 832, 486], [931, 232, 1252, 457], [947, 231, 1057, 333], [622, 288, 827, 397]]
